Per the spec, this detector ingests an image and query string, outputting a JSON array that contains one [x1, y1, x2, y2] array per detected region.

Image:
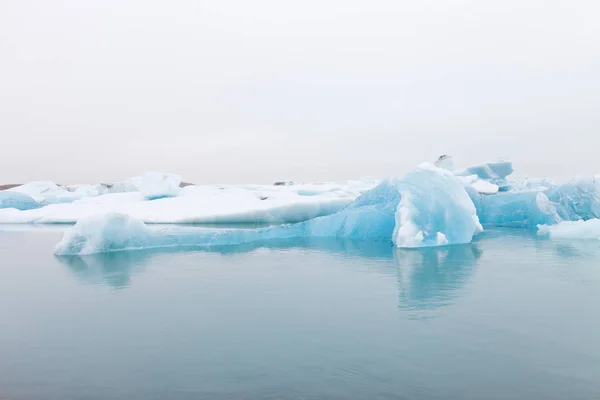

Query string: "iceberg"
[[538, 219, 600, 240], [0, 183, 358, 225], [476, 191, 562, 228], [391, 164, 481, 248], [54, 213, 297, 255], [130, 171, 182, 200], [545, 177, 600, 221], [54, 164, 483, 255], [468, 176, 600, 229], [0, 191, 40, 211], [7, 181, 90, 205], [4, 172, 183, 207], [8, 158, 600, 255]]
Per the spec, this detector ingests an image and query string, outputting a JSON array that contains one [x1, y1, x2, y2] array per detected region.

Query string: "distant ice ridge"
[[7, 181, 98, 205], [55, 164, 482, 255], [3, 172, 181, 206]]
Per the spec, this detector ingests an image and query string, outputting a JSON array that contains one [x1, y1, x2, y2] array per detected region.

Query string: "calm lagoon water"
[[1, 228, 600, 399]]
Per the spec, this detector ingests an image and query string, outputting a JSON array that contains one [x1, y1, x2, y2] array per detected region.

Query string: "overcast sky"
[[1, 0, 599, 184]]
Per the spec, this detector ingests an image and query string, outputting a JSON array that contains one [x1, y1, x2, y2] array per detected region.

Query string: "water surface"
[[1, 229, 599, 399]]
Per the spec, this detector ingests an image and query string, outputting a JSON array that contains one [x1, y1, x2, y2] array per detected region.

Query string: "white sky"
[[1, 0, 599, 184]]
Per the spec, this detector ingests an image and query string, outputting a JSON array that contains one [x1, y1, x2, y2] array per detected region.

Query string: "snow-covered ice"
[[0, 181, 368, 225], [7, 181, 92, 205]]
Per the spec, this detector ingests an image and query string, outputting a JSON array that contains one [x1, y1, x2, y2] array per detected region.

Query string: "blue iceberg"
[[545, 178, 600, 221], [476, 191, 561, 228], [54, 164, 483, 255], [0, 191, 40, 211], [469, 177, 600, 229], [390, 165, 481, 247], [51, 159, 600, 255]]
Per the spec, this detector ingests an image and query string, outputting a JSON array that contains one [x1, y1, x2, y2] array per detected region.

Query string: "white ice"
[[0, 180, 372, 225], [130, 171, 181, 200], [538, 219, 600, 240]]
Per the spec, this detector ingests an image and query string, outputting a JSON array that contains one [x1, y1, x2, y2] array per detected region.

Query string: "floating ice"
[[476, 191, 562, 228], [468, 176, 600, 228], [7, 181, 91, 205], [54, 212, 298, 255], [545, 177, 600, 221], [538, 219, 600, 240], [55, 213, 153, 255], [392, 164, 481, 247], [0, 191, 40, 211], [130, 171, 181, 200], [0, 183, 358, 225], [9, 159, 600, 255], [54, 164, 483, 254]]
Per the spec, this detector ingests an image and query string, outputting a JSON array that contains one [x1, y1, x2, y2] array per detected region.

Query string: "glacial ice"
[[4, 157, 600, 255], [130, 171, 181, 200], [391, 164, 481, 248], [455, 161, 514, 180], [470, 176, 600, 228], [7, 181, 91, 205], [0, 191, 40, 211], [0, 183, 360, 225], [54, 212, 298, 255], [476, 191, 562, 228], [54, 164, 483, 255], [537, 219, 600, 240], [545, 177, 600, 221]]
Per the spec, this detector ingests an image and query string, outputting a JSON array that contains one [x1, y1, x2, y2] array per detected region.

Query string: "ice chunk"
[[477, 191, 562, 228], [54, 212, 302, 255], [0, 191, 40, 211], [131, 172, 181, 200], [55, 213, 153, 255], [392, 164, 482, 248], [455, 161, 513, 180], [538, 219, 600, 240], [469, 176, 600, 229], [545, 178, 600, 221]]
